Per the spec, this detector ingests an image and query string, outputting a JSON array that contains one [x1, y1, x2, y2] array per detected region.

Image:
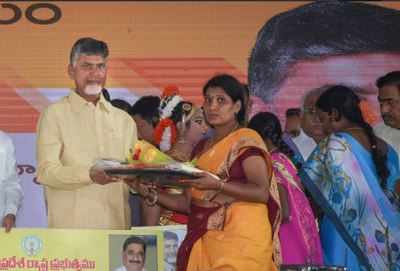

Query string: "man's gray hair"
[[69, 37, 109, 65], [301, 85, 332, 111]]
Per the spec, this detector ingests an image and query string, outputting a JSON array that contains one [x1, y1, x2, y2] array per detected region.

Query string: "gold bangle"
[[138, 185, 149, 198], [145, 189, 158, 206], [218, 180, 226, 193]]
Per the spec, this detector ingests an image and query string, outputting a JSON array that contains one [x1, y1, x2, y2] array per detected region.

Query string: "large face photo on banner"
[[249, 1, 400, 122]]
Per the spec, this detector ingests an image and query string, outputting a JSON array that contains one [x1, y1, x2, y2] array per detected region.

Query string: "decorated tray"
[[99, 159, 203, 187], [104, 167, 200, 180]]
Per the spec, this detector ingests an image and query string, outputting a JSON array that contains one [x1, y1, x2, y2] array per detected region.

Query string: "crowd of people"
[[0, 1, 399, 271], [33, 36, 400, 271]]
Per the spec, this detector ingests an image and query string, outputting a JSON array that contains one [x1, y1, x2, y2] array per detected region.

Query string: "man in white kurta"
[[0, 131, 22, 232]]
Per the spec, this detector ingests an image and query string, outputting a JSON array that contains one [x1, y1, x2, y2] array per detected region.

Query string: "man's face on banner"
[[123, 243, 145, 271], [271, 53, 400, 122], [164, 238, 178, 265]]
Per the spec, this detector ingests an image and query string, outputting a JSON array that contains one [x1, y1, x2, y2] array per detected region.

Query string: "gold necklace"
[[343, 126, 363, 132], [206, 123, 240, 150]]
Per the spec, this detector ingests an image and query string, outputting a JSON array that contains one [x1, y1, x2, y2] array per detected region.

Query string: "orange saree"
[[176, 128, 281, 271]]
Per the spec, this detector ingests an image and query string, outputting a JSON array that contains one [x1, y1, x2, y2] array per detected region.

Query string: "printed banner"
[[0, 225, 187, 271]]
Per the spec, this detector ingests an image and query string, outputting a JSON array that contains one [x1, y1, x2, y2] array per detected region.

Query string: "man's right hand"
[[2, 214, 16, 233], [89, 166, 120, 185]]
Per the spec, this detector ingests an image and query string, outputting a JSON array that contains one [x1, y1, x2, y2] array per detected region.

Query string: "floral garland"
[[153, 117, 177, 152], [153, 85, 186, 152], [160, 95, 183, 119]]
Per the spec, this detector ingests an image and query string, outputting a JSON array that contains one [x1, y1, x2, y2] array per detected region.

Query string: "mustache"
[[128, 260, 142, 264]]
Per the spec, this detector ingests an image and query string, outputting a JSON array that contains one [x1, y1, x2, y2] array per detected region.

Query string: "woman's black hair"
[[203, 74, 246, 126], [316, 85, 389, 188], [248, 111, 299, 168]]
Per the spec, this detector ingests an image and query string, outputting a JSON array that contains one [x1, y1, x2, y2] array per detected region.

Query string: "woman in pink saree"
[[249, 112, 323, 265]]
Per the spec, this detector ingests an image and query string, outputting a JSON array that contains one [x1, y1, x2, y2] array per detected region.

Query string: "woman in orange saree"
[[180, 126, 281, 271], [129, 74, 281, 271]]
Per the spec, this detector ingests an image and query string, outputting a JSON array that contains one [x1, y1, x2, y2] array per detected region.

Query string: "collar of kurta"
[[69, 90, 112, 113]]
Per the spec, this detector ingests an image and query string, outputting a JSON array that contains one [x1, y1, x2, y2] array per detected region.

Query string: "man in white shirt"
[[114, 236, 147, 271], [284, 108, 301, 138], [0, 131, 23, 232], [290, 87, 329, 161], [291, 129, 316, 162], [375, 71, 400, 165]]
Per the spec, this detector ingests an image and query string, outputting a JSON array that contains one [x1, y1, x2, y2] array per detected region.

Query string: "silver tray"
[[104, 167, 200, 187]]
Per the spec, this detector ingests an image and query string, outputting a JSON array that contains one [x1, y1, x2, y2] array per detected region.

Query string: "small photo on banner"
[[109, 233, 159, 271], [159, 225, 187, 271], [135, 225, 187, 271]]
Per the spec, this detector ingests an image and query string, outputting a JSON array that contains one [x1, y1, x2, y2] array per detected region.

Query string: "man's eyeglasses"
[[303, 107, 317, 115], [303, 107, 319, 121]]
